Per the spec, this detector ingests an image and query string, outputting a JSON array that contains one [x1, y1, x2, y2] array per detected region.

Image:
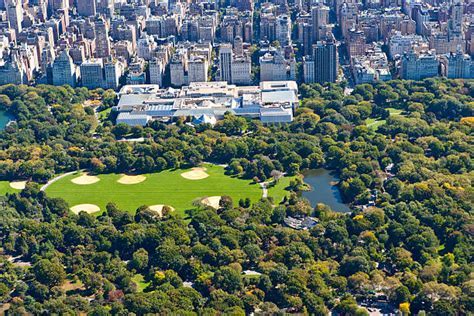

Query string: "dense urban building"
[[400, 50, 439, 80], [0, 0, 471, 113], [303, 39, 338, 84]]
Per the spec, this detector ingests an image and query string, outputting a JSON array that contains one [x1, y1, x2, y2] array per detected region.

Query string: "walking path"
[[260, 182, 268, 198], [40, 170, 83, 191]]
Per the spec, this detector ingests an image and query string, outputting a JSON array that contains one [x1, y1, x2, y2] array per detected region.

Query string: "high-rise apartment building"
[[52, 50, 78, 87], [80, 59, 103, 89], [260, 51, 296, 82], [445, 51, 473, 79], [219, 43, 233, 83], [6, 0, 23, 34], [400, 51, 439, 80], [305, 40, 338, 84], [94, 17, 111, 58], [450, 1, 463, 34], [149, 58, 164, 87], [188, 56, 208, 83], [77, 0, 97, 17], [104, 59, 121, 90], [231, 55, 252, 85], [311, 4, 329, 43], [275, 15, 291, 46]]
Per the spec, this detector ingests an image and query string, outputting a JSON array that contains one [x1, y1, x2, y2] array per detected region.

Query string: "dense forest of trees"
[[0, 78, 472, 314]]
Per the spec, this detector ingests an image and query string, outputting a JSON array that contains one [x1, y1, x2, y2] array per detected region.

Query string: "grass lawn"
[[366, 108, 405, 130], [268, 176, 294, 204], [132, 274, 151, 292], [45, 164, 292, 216], [0, 181, 20, 196], [97, 107, 112, 121]]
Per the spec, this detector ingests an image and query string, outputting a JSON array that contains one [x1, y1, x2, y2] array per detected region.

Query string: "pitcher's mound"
[[201, 196, 222, 209], [181, 167, 209, 180], [9, 181, 27, 190], [117, 175, 146, 184], [148, 204, 175, 217], [70, 204, 100, 214], [71, 174, 100, 185]]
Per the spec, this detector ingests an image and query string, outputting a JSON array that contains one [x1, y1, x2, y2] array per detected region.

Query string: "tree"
[[219, 195, 233, 210], [212, 266, 243, 293], [33, 259, 66, 287], [390, 285, 412, 305], [339, 256, 371, 277], [242, 244, 263, 264], [130, 248, 149, 272], [111, 123, 131, 139], [431, 300, 456, 316]]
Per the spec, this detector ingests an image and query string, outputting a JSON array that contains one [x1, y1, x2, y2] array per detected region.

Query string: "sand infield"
[[148, 204, 175, 217], [181, 167, 209, 180], [117, 175, 147, 184], [71, 173, 100, 185], [70, 204, 100, 214], [9, 181, 27, 190], [201, 196, 222, 209]]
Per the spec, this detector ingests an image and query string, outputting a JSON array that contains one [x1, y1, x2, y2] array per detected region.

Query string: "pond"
[[301, 168, 351, 213], [0, 111, 11, 130]]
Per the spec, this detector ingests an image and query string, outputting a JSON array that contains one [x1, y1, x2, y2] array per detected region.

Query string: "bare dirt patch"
[[71, 173, 100, 185], [201, 196, 222, 209], [61, 279, 85, 292], [148, 204, 175, 217], [70, 204, 100, 214], [117, 175, 147, 184], [9, 181, 27, 190], [181, 167, 209, 180]]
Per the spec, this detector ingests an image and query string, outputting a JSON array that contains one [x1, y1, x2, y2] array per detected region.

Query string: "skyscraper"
[[188, 56, 209, 83], [52, 50, 78, 87], [445, 51, 472, 79], [311, 4, 329, 43], [5, 0, 23, 34], [219, 43, 233, 83], [104, 59, 121, 90], [95, 17, 111, 58], [77, 0, 97, 17], [149, 58, 164, 87], [313, 39, 338, 84], [400, 51, 439, 80], [80, 59, 104, 89], [450, 1, 463, 34]]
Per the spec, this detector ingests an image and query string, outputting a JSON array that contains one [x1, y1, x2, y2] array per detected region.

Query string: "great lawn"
[[366, 107, 405, 130], [45, 164, 292, 216]]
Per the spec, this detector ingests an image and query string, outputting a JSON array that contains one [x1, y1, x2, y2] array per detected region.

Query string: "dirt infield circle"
[[70, 204, 100, 214], [117, 175, 147, 184], [148, 204, 175, 217], [71, 174, 100, 185], [181, 167, 209, 180], [201, 196, 222, 209], [9, 181, 27, 190]]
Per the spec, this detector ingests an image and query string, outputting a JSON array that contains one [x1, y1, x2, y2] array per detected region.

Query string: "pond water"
[[0, 111, 11, 130], [301, 168, 351, 213]]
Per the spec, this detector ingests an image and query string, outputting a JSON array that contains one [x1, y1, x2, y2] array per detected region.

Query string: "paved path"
[[40, 170, 83, 191], [260, 182, 268, 198]]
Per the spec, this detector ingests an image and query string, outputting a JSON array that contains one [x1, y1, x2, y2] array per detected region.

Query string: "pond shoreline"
[[300, 168, 351, 213], [0, 111, 14, 130]]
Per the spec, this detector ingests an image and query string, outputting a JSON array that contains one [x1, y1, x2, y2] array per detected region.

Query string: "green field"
[[132, 274, 151, 292], [0, 181, 20, 196], [45, 164, 291, 216], [366, 108, 404, 130], [268, 176, 293, 203], [97, 107, 112, 121]]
